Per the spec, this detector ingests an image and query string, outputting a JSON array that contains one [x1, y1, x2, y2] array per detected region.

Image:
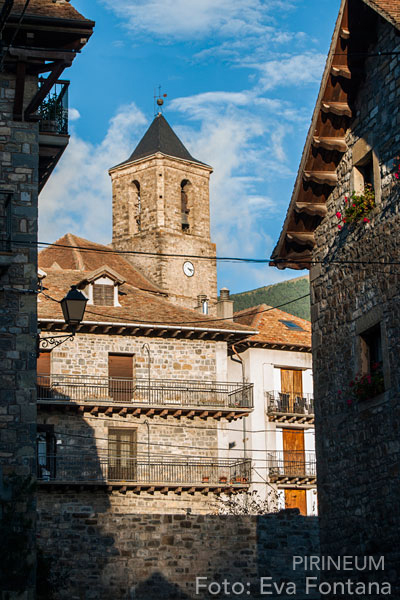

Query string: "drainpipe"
[[144, 419, 150, 467], [231, 344, 247, 460], [142, 343, 151, 400]]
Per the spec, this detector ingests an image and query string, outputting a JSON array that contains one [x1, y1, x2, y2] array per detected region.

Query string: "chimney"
[[217, 287, 233, 320]]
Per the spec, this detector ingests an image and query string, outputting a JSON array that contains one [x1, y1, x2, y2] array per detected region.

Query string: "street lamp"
[[39, 285, 87, 351], [60, 285, 88, 327]]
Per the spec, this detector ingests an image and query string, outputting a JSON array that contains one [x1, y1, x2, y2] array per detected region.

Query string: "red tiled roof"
[[39, 234, 165, 296], [9, 0, 92, 22], [234, 304, 311, 349], [364, 0, 400, 29], [38, 269, 257, 334]]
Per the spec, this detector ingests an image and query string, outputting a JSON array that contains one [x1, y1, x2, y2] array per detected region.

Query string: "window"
[[108, 353, 135, 401], [360, 324, 383, 375], [181, 179, 191, 231], [37, 425, 56, 480], [352, 139, 380, 203], [93, 283, 114, 306], [279, 320, 305, 331], [108, 429, 136, 480], [37, 350, 51, 391], [133, 180, 141, 231]]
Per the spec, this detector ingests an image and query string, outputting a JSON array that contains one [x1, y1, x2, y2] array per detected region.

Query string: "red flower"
[[396, 173, 399, 179], [336, 212, 341, 219], [347, 399, 352, 406], [363, 217, 370, 223], [338, 225, 342, 230], [349, 381, 354, 387], [338, 390, 342, 395], [344, 196, 348, 201]]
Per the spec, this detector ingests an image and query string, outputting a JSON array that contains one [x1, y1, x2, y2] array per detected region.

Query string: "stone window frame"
[[351, 138, 381, 205], [354, 306, 390, 393]]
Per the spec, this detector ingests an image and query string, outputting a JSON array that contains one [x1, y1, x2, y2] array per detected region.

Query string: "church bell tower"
[[109, 113, 217, 313]]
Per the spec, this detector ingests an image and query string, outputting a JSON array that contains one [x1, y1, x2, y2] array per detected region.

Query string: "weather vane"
[[154, 85, 167, 115]]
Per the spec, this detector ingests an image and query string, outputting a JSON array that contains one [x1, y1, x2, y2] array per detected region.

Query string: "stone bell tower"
[[109, 113, 217, 313]]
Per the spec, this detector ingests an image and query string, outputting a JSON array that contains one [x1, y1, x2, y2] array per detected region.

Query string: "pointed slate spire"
[[119, 113, 207, 167]]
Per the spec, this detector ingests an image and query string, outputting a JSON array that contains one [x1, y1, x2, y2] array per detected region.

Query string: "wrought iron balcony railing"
[[38, 80, 69, 135], [267, 451, 316, 482], [37, 374, 254, 412], [37, 454, 251, 489], [265, 391, 314, 417]]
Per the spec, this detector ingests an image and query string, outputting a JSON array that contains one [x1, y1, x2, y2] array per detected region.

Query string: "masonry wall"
[[111, 155, 217, 312], [311, 13, 400, 596], [37, 492, 320, 600], [46, 333, 224, 381], [0, 70, 38, 598]]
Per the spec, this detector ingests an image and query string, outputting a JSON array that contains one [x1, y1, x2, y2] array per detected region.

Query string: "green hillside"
[[231, 275, 311, 321]]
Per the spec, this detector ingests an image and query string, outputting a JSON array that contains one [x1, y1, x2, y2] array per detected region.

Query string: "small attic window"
[[93, 283, 114, 306], [279, 319, 305, 331]]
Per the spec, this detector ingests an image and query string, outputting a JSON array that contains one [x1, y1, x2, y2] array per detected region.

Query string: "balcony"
[[37, 375, 254, 420], [37, 454, 251, 492], [38, 80, 70, 192], [265, 391, 314, 426], [267, 451, 316, 487]]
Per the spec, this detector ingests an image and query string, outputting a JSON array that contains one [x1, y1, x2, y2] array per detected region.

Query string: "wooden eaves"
[[270, 0, 388, 270]]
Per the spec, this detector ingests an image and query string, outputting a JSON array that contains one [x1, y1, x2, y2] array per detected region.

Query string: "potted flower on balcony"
[[202, 475, 210, 483], [219, 475, 228, 484]]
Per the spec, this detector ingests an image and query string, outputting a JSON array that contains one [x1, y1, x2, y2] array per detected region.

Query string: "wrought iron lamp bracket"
[[38, 331, 75, 351]]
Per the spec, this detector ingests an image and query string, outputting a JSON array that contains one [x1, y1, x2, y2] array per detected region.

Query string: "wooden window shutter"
[[108, 429, 136, 480], [93, 284, 114, 306], [281, 369, 303, 395], [37, 351, 51, 376], [108, 354, 134, 379], [108, 354, 134, 401]]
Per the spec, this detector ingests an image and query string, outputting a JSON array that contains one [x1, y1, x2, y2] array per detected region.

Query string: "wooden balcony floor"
[[37, 399, 250, 421]]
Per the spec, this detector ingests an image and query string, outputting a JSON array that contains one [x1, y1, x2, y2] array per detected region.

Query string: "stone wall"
[[47, 333, 224, 381], [311, 11, 400, 597], [110, 154, 217, 312], [37, 491, 320, 600], [0, 69, 38, 598]]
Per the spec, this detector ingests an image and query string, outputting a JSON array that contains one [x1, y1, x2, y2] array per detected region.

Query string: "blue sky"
[[39, 0, 341, 294]]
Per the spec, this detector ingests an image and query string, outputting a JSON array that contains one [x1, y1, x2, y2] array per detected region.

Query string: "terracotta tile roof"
[[234, 304, 311, 349], [38, 269, 257, 334], [363, 0, 400, 29], [8, 0, 92, 22], [39, 234, 165, 295]]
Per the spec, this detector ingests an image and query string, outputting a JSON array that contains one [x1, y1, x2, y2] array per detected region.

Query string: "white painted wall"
[[226, 345, 316, 514]]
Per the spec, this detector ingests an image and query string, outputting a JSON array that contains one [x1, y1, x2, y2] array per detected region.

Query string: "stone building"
[[225, 302, 316, 515], [0, 1, 93, 597], [110, 113, 217, 313], [271, 0, 400, 594], [36, 118, 256, 517]]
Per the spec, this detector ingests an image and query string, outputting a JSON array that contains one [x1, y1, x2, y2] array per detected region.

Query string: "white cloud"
[[68, 108, 80, 121], [253, 52, 326, 90], [39, 103, 147, 245], [100, 0, 295, 40]]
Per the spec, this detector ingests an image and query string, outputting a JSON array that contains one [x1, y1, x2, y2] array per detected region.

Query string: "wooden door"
[[108, 428, 136, 480], [285, 489, 307, 515], [280, 369, 303, 412], [283, 428, 305, 477], [37, 351, 51, 392], [108, 354, 134, 402]]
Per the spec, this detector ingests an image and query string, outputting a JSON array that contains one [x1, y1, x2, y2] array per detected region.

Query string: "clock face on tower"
[[183, 261, 195, 277]]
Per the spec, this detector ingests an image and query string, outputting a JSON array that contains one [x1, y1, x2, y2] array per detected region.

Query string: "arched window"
[[181, 179, 190, 231], [133, 180, 141, 231]]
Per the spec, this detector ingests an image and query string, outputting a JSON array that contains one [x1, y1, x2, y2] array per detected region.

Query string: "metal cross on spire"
[[154, 85, 167, 116]]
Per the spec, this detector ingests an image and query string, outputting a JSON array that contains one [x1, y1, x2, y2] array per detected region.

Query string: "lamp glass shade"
[[61, 286, 87, 326]]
